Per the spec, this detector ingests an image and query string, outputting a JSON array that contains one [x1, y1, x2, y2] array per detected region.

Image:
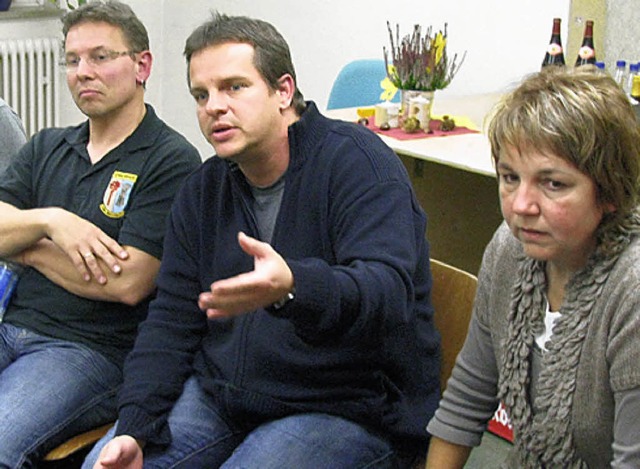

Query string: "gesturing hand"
[[93, 436, 143, 469], [198, 232, 294, 318]]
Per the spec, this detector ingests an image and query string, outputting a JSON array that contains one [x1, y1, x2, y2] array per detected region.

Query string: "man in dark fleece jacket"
[[87, 11, 440, 469]]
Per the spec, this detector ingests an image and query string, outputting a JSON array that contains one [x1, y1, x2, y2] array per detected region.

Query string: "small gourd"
[[403, 116, 420, 133], [441, 115, 456, 131]]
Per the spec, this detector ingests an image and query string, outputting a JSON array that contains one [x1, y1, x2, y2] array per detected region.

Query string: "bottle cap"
[[616, 60, 627, 67]]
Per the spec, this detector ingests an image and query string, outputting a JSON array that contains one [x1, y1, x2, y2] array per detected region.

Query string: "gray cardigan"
[[428, 223, 640, 467], [0, 98, 27, 174]]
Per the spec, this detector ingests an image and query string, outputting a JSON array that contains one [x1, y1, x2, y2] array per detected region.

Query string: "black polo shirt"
[[0, 104, 200, 366]]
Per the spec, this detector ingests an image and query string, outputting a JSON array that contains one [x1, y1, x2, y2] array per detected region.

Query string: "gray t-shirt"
[[250, 176, 285, 243], [0, 98, 27, 174]]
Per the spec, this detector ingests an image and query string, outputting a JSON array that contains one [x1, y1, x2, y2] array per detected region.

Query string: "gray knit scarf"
[[497, 213, 640, 468]]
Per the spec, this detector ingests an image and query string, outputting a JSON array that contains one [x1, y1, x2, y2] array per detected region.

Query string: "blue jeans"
[[85, 376, 415, 468], [0, 323, 121, 468]]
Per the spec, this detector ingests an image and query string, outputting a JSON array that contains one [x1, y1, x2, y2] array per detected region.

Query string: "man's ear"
[[276, 74, 295, 109], [135, 50, 153, 86]]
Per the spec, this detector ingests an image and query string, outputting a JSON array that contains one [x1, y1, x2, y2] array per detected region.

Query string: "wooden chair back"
[[430, 258, 478, 393], [43, 422, 113, 461]]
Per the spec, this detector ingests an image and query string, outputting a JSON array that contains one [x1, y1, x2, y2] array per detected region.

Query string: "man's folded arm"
[[22, 239, 160, 306]]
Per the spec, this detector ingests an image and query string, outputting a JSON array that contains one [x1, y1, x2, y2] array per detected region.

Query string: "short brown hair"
[[488, 66, 640, 237], [184, 11, 306, 115], [62, 0, 149, 53]]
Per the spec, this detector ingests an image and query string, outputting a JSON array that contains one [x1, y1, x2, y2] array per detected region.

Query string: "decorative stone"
[[441, 115, 456, 131], [402, 116, 420, 133]]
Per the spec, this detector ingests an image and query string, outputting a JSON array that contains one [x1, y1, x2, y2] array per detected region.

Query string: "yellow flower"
[[380, 65, 398, 101], [433, 31, 446, 65]]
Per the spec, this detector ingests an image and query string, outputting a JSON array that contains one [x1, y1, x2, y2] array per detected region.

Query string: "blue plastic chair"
[[326, 59, 400, 110]]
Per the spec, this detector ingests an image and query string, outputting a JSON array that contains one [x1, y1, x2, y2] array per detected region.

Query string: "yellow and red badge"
[[100, 171, 138, 218]]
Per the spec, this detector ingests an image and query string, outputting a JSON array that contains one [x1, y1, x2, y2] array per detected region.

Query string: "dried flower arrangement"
[[383, 21, 465, 92]]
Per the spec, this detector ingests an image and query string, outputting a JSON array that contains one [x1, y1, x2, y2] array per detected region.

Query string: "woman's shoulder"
[[610, 235, 640, 287], [597, 235, 640, 338], [474, 223, 521, 322], [622, 234, 640, 260], [596, 236, 640, 392], [481, 222, 522, 273]]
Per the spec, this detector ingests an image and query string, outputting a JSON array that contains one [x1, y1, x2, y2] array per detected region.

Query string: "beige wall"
[[569, 0, 640, 70], [603, 0, 640, 68], [568, 0, 606, 65]]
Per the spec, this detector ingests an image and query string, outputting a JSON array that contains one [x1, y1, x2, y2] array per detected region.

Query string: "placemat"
[[363, 116, 478, 141]]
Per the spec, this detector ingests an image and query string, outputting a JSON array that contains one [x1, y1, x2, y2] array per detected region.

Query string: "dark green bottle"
[[575, 20, 596, 66], [542, 18, 565, 68]]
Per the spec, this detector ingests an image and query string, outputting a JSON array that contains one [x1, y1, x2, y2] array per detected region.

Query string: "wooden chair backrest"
[[430, 258, 478, 393], [43, 423, 113, 461]]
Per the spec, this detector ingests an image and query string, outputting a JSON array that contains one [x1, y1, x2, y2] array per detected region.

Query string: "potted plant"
[[383, 21, 465, 129]]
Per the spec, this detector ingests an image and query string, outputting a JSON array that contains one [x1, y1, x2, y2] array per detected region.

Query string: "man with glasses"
[[0, 1, 200, 466]]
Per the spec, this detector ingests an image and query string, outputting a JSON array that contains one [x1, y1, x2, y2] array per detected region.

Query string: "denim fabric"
[[0, 323, 121, 468], [85, 376, 409, 468]]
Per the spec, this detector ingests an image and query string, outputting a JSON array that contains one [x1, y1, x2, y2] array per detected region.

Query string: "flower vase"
[[399, 89, 435, 132]]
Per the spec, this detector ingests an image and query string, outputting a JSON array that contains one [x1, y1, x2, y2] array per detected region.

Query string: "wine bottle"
[[541, 18, 565, 68], [575, 20, 596, 66]]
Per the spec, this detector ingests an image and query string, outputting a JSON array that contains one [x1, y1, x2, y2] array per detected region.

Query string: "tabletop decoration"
[[384, 21, 465, 131], [363, 115, 477, 141]]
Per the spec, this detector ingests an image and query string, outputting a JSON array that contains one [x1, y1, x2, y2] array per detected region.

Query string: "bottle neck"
[[583, 22, 594, 42]]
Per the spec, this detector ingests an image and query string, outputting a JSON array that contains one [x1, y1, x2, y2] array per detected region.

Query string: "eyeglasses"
[[61, 49, 135, 70]]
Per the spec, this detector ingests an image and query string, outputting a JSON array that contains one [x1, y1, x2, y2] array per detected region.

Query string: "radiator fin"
[[0, 37, 62, 137]]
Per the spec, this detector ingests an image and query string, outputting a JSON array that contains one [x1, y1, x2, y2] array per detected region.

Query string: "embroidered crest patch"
[[100, 171, 138, 218]]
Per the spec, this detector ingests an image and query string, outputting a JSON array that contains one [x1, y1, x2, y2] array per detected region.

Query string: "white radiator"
[[0, 37, 62, 137]]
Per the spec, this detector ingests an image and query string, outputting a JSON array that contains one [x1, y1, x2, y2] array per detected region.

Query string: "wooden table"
[[323, 93, 504, 274]]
